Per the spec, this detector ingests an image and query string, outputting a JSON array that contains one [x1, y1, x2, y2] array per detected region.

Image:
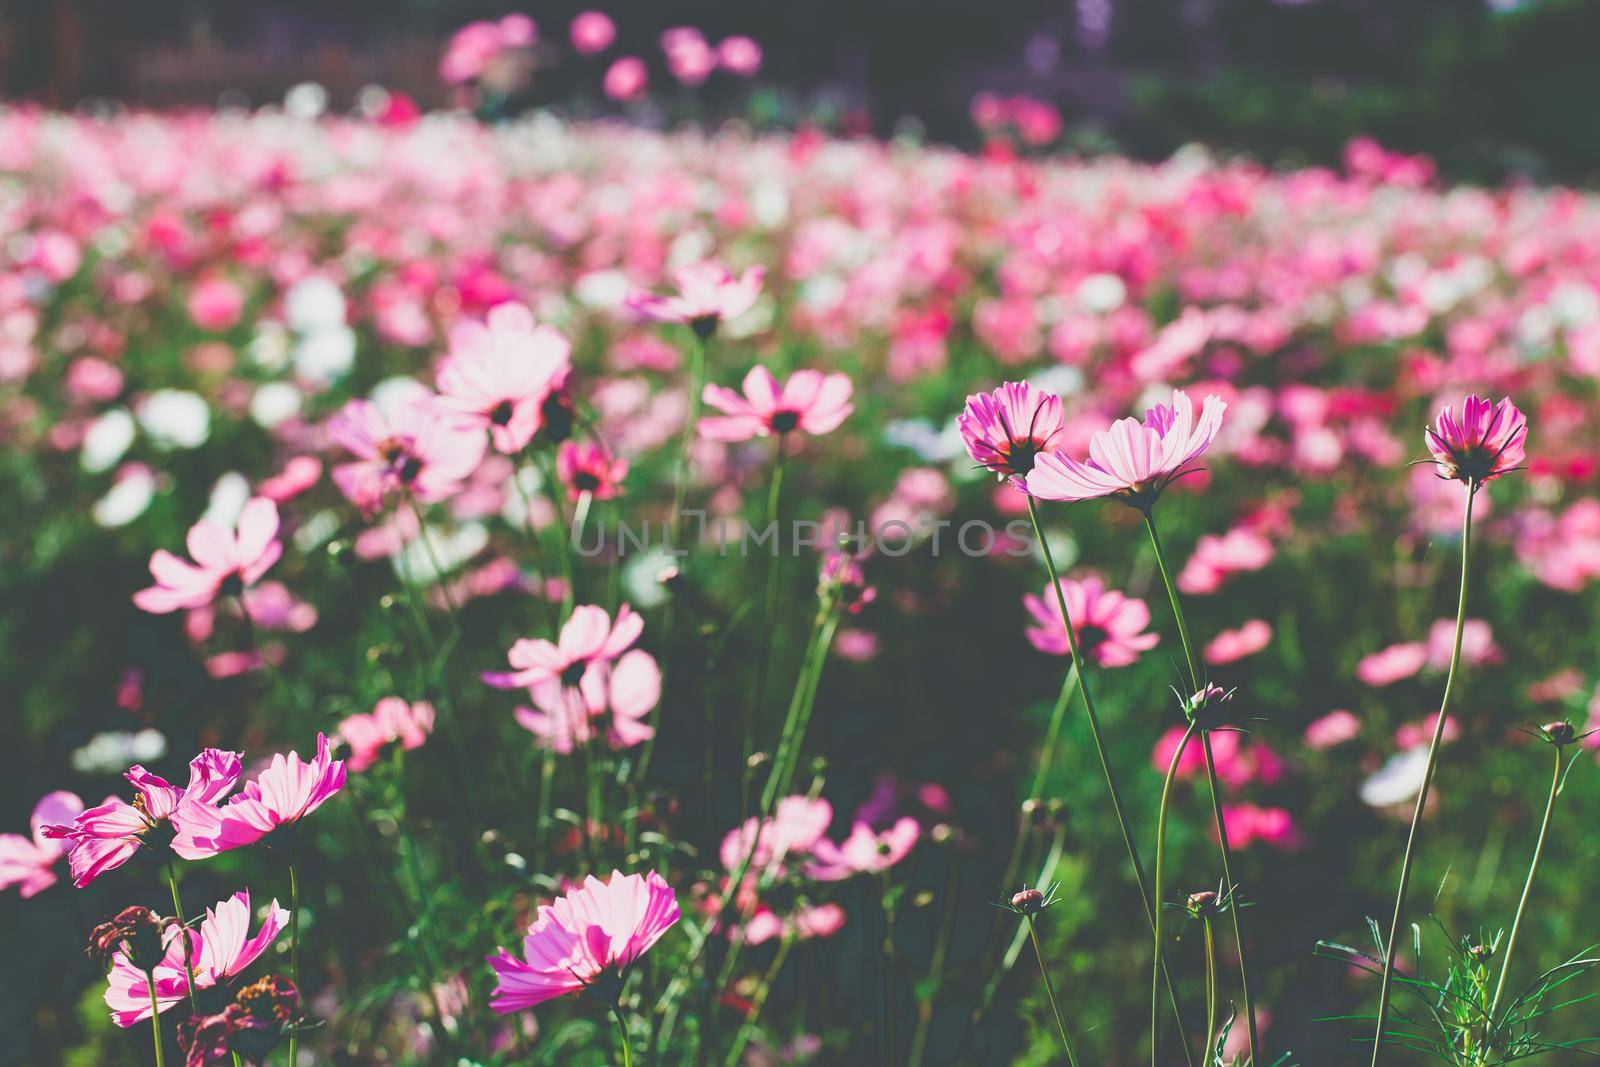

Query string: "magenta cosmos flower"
[[488, 869, 680, 1012], [42, 750, 241, 886], [557, 441, 628, 500], [172, 735, 346, 857], [628, 262, 764, 338], [104, 890, 289, 1026], [435, 303, 573, 455], [1023, 576, 1159, 667], [328, 395, 487, 514], [515, 648, 660, 753], [699, 366, 853, 442], [1027, 390, 1227, 509], [1424, 394, 1527, 487], [485, 603, 643, 697], [0, 791, 85, 897], [957, 381, 1065, 490], [133, 498, 282, 614]]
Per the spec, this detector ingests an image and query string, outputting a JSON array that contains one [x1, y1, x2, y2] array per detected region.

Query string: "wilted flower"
[[1027, 390, 1226, 509], [88, 906, 176, 973], [103, 890, 289, 1026], [1424, 394, 1527, 486], [488, 870, 680, 1011]]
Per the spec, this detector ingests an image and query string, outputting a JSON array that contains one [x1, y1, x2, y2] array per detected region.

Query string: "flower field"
[[3, 106, 1600, 1065]]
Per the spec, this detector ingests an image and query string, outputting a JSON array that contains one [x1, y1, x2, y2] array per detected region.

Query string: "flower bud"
[[1010, 888, 1045, 914], [1542, 721, 1576, 746]]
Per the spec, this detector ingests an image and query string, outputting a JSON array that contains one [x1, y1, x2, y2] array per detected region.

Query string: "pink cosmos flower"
[[514, 649, 660, 752], [957, 381, 1065, 489], [603, 56, 648, 101], [133, 498, 282, 614], [187, 277, 244, 333], [257, 456, 322, 503], [104, 890, 288, 1026], [1027, 390, 1227, 509], [557, 441, 628, 500], [627, 262, 764, 337], [1218, 805, 1298, 851], [43, 750, 242, 886], [1356, 642, 1429, 686], [485, 603, 643, 698], [698, 366, 853, 442], [435, 303, 572, 454], [1305, 709, 1362, 749], [662, 27, 715, 86], [720, 796, 834, 880], [1203, 619, 1272, 665], [717, 36, 762, 77], [328, 395, 487, 514], [1177, 528, 1274, 595], [1426, 617, 1500, 669], [171, 735, 346, 857], [0, 791, 84, 897], [1022, 576, 1159, 667], [1152, 725, 1208, 779], [741, 902, 844, 946], [488, 869, 680, 1012], [570, 11, 616, 54], [338, 697, 436, 773], [1424, 395, 1527, 486], [805, 817, 919, 881]]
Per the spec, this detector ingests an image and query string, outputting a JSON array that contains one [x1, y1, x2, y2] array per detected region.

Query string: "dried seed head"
[[88, 906, 174, 972]]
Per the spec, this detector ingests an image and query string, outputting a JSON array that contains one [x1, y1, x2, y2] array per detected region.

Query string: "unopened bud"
[[1542, 721, 1576, 746], [1010, 888, 1045, 914]]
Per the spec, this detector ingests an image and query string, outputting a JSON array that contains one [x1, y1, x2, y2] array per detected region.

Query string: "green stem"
[[1145, 510, 1261, 1065], [510, 462, 561, 635], [1028, 497, 1196, 1065], [992, 665, 1080, 957], [1203, 915, 1217, 1062], [1028, 914, 1082, 1067], [165, 864, 198, 1011], [612, 1003, 634, 1067], [1371, 485, 1476, 1067], [537, 452, 578, 621], [722, 936, 794, 1067], [743, 439, 788, 817], [287, 857, 300, 1067], [1153, 721, 1197, 1067], [1487, 744, 1566, 1026], [148, 974, 166, 1067], [882, 872, 897, 1064], [908, 859, 960, 1067]]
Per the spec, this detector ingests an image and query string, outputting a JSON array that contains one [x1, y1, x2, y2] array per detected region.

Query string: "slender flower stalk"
[[1487, 739, 1569, 1026], [1152, 721, 1197, 1067], [148, 974, 167, 1067], [1370, 486, 1477, 1065], [165, 863, 198, 1011], [1027, 913, 1082, 1067], [1202, 910, 1218, 1058], [1144, 510, 1261, 1064], [722, 935, 794, 1067], [1027, 497, 1195, 1063], [612, 1004, 634, 1067], [995, 665, 1080, 926], [743, 439, 788, 816], [287, 857, 300, 1067]]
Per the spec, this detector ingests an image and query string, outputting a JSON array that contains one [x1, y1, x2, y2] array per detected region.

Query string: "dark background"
[[4, 0, 1600, 182]]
